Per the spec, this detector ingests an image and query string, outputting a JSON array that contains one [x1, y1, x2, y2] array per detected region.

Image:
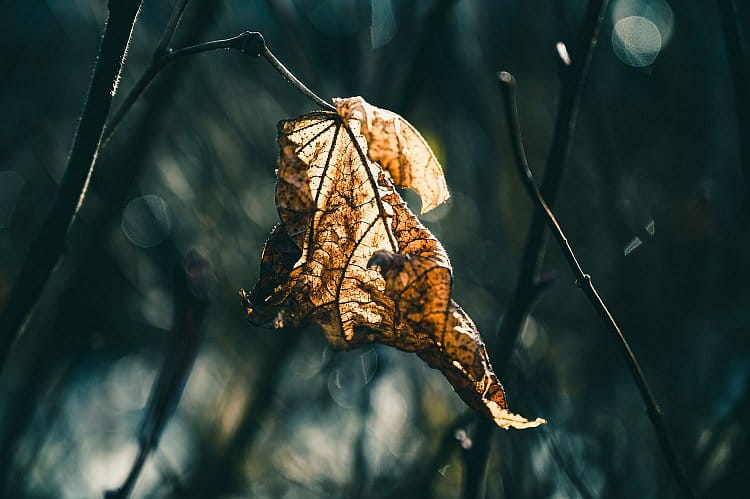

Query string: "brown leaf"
[[241, 102, 544, 429], [334, 96, 450, 214]]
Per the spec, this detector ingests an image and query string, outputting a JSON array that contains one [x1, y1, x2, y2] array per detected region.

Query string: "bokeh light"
[[121, 195, 172, 248], [612, 16, 662, 67], [371, 0, 397, 49], [2, 1, 747, 497]]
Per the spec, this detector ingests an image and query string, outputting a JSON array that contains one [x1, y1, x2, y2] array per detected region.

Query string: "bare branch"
[[461, 2, 610, 497], [102, 31, 333, 146], [0, 0, 144, 372], [498, 70, 696, 499]]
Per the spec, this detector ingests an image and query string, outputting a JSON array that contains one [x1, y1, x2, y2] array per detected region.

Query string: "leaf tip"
[[486, 400, 546, 430]]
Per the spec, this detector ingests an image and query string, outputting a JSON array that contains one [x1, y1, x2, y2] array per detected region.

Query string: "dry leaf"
[[241, 101, 544, 429], [334, 96, 450, 214]]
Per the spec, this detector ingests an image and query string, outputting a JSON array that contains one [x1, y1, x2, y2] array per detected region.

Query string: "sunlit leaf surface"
[[241, 99, 543, 429]]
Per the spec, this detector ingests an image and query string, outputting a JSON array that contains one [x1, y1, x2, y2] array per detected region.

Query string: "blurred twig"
[[461, 2, 609, 498], [349, 367, 375, 499], [717, 0, 750, 221], [105, 249, 213, 499], [402, 412, 473, 498], [493, 0, 609, 404], [102, 30, 333, 146], [396, 0, 459, 114], [0, 0, 144, 372], [692, 384, 750, 494], [497, 70, 696, 499], [182, 331, 301, 497]]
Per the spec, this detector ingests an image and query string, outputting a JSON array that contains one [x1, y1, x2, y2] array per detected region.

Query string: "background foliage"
[[1, 0, 748, 497]]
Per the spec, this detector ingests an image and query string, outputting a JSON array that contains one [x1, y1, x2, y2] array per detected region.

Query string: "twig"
[[461, 2, 609, 498], [0, 15, 330, 374], [101, 0, 190, 146], [1, 0, 223, 488], [493, 0, 609, 397], [0, 0, 144, 372], [498, 71, 696, 499], [102, 31, 333, 145], [105, 249, 213, 499]]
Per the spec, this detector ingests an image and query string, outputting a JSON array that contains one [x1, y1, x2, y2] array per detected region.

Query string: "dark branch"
[[0, 0, 144, 372], [155, 0, 190, 56], [101, 0, 190, 147], [494, 0, 609, 395], [461, 2, 610, 498], [498, 71, 696, 499], [102, 31, 333, 146]]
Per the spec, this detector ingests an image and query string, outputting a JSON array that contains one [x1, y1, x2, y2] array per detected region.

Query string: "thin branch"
[[100, 0, 189, 147], [383, 411, 472, 498], [0, 14, 330, 373], [0, 0, 144, 372], [498, 71, 696, 499], [155, 0, 190, 56], [259, 39, 335, 111], [461, 2, 609, 498], [102, 31, 333, 145], [494, 0, 609, 396]]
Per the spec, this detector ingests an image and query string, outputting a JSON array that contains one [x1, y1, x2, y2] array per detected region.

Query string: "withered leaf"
[[334, 96, 450, 214], [241, 99, 544, 429]]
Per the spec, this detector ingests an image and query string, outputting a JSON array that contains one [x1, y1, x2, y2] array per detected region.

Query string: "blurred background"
[[1, 0, 749, 497]]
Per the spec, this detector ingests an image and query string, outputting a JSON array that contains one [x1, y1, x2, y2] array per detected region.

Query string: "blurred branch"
[[717, 0, 750, 221], [349, 368, 376, 498], [461, 2, 609, 498], [691, 384, 750, 493], [105, 249, 213, 499], [396, 0, 458, 114], [0, 0, 144, 372], [493, 0, 609, 408], [0, 1, 222, 491], [102, 30, 333, 146], [497, 71, 695, 499], [183, 331, 301, 497], [384, 411, 472, 498]]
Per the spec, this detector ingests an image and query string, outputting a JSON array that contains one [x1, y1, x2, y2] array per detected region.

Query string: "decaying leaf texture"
[[334, 96, 450, 214], [241, 98, 544, 430]]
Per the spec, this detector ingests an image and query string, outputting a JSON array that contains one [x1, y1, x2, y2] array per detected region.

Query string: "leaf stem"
[[259, 40, 335, 112], [498, 71, 696, 499]]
